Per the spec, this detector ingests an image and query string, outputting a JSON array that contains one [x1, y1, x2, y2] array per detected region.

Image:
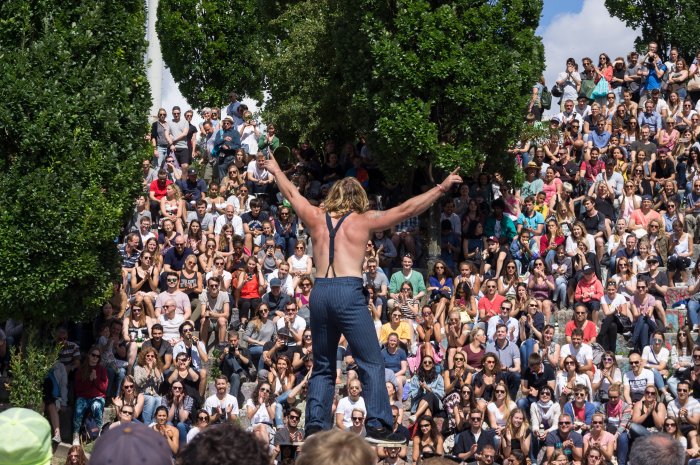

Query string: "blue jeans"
[[553, 276, 568, 306], [106, 365, 126, 398], [217, 155, 234, 182], [617, 430, 630, 465], [520, 338, 537, 372], [171, 421, 189, 446], [632, 316, 657, 352], [306, 277, 393, 431], [73, 397, 105, 434], [649, 367, 665, 390], [142, 394, 161, 425], [248, 345, 265, 372], [688, 300, 700, 327]]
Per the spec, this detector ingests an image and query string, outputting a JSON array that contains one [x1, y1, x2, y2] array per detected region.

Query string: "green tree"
[[156, 0, 266, 109], [158, 0, 544, 180], [0, 0, 151, 324], [605, 0, 700, 58], [366, 0, 544, 178]]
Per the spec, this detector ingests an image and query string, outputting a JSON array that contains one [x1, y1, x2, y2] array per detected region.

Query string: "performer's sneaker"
[[365, 425, 407, 445]]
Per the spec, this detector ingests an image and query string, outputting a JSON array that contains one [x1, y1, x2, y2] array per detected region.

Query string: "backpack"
[[540, 86, 552, 110], [81, 412, 101, 442]]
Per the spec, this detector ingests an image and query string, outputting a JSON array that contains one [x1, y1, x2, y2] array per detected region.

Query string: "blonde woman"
[[160, 183, 186, 233], [487, 380, 516, 436]]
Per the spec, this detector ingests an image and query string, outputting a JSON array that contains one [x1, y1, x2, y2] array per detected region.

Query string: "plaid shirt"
[[395, 216, 419, 233]]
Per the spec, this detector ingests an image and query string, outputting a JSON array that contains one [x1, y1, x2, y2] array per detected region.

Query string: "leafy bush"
[[7, 334, 60, 411]]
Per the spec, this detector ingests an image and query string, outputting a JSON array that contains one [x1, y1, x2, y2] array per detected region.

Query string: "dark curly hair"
[[176, 423, 270, 465]]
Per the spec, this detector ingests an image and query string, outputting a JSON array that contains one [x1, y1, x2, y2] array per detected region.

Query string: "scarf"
[[607, 399, 622, 419], [537, 399, 555, 422]]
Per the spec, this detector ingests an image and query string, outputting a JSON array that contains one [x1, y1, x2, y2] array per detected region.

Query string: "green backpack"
[[540, 86, 552, 110]]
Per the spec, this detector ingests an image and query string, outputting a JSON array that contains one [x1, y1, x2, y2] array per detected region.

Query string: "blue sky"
[[537, 0, 637, 113], [539, 0, 584, 34]]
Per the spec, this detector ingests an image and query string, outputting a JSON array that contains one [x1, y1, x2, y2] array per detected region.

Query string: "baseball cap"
[[487, 236, 499, 243], [583, 264, 594, 274], [646, 256, 659, 263], [89, 422, 172, 465], [270, 278, 282, 287], [187, 168, 197, 175], [277, 327, 291, 338], [222, 115, 234, 123], [641, 194, 653, 201], [0, 408, 51, 465]]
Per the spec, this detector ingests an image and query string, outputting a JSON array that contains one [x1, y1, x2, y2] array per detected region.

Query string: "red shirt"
[[149, 179, 172, 201], [565, 320, 598, 343], [478, 294, 505, 322]]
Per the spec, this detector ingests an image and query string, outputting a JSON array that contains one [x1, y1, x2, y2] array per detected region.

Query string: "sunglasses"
[[289, 415, 300, 420], [122, 410, 134, 415], [198, 416, 209, 421], [260, 388, 271, 393], [352, 417, 365, 421], [559, 421, 571, 425]]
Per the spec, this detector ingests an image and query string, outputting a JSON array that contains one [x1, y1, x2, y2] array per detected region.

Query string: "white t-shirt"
[[204, 393, 240, 420], [641, 346, 670, 369], [602, 294, 627, 314], [560, 343, 593, 367], [245, 398, 273, 426], [335, 396, 367, 429], [487, 400, 516, 427], [622, 368, 655, 401], [592, 367, 622, 400], [667, 397, 700, 419], [214, 213, 244, 236], [276, 315, 306, 346]]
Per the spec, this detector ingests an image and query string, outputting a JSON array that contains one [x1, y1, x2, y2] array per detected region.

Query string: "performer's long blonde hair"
[[322, 177, 369, 217]]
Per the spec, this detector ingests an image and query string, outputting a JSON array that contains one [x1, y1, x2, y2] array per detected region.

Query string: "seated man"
[[543, 413, 583, 465], [218, 331, 251, 400], [560, 328, 594, 380], [562, 384, 597, 435], [199, 276, 231, 347], [172, 321, 209, 397], [453, 410, 497, 462], [485, 324, 521, 399]]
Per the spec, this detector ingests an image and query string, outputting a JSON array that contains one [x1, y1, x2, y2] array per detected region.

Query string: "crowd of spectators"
[[4, 42, 700, 464]]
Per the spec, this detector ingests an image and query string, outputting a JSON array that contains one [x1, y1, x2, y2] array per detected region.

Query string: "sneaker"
[[52, 432, 62, 444], [365, 425, 408, 445], [72, 434, 80, 446], [304, 425, 324, 439], [664, 391, 674, 403]]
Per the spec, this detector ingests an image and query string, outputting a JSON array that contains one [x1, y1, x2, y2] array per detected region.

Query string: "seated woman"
[[245, 380, 277, 446], [629, 385, 666, 440], [160, 381, 194, 445], [409, 355, 445, 422], [112, 375, 144, 422], [502, 408, 531, 462], [72, 346, 108, 446], [244, 304, 276, 372], [530, 386, 561, 464], [667, 219, 693, 285], [412, 415, 444, 463], [562, 384, 597, 436], [473, 352, 505, 405], [122, 303, 155, 372], [445, 309, 471, 370], [415, 305, 444, 366], [427, 259, 454, 327], [556, 356, 593, 406], [133, 346, 164, 425], [462, 327, 486, 373], [539, 324, 561, 370], [641, 331, 674, 403], [379, 308, 413, 351], [600, 383, 632, 465], [486, 380, 516, 439], [630, 279, 664, 353], [668, 326, 694, 396], [449, 281, 477, 327], [444, 382, 480, 435], [591, 351, 622, 404], [382, 333, 409, 404], [498, 260, 520, 300], [527, 259, 556, 325], [268, 355, 296, 427], [598, 280, 631, 353], [152, 406, 180, 455]]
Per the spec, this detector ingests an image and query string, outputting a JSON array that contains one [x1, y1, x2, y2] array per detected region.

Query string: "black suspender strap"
[[324, 212, 352, 278]]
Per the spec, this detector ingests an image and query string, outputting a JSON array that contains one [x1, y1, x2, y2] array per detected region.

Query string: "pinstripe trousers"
[[305, 277, 394, 430]]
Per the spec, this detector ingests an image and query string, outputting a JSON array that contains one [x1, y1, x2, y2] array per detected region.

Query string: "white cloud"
[[541, 0, 638, 114]]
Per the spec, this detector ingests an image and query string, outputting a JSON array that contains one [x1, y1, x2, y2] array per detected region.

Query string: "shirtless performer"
[[265, 154, 462, 444]]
